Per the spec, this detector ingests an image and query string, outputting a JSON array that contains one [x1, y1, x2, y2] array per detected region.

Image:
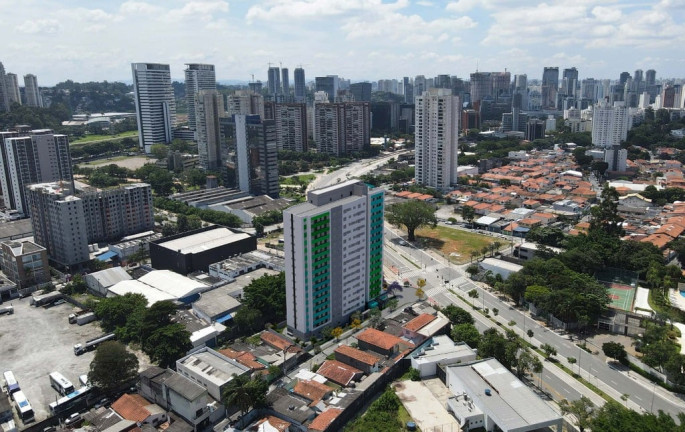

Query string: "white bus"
[[49, 372, 75, 396], [3, 371, 19, 395], [12, 390, 34, 423], [49, 386, 92, 415]]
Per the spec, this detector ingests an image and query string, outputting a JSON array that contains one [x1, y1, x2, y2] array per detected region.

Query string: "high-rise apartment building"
[[0, 130, 74, 215], [315, 77, 337, 102], [220, 115, 279, 198], [185, 64, 216, 133], [525, 119, 546, 141], [0, 63, 9, 112], [562, 67, 578, 97], [469, 72, 491, 105], [414, 75, 426, 96], [541, 67, 559, 110], [284, 180, 384, 338], [27, 182, 153, 268], [350, 82, 372, 102], [294, 67, 306, 103], [414, 89, 460, 191], [5, 73, 20, 105], [592, 100, 630, 148], [23, 74, 43, 108], [281, 68, 290, 101], [195, 90, 224, 170], [314, 102, 370, 156], [131, 63, 176, 153], [273, 103, 308, 152], [645, 69, 656, 86], [513, 74, 528, 110], [268, 67, 281, 99], [226, 90, 264, 118]]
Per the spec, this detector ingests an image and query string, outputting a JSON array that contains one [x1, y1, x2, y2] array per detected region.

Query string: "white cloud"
[[246, 0, 409, 23], [164, 1, 230, 22], [591, 6, 622, 22], [119, 1, 163, 15], [15, 18, 61, 34], [416, 0, 433, 6], [445, 0, 478, 13]]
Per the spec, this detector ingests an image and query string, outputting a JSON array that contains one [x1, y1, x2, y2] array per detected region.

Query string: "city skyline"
[[3, 0, 685, 86]]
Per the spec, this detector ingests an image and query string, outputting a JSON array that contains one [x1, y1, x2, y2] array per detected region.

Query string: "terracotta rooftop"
[[253, 415, 290, 432], [356, 328, 413, 351], [111, 394, 151, 423], [403, 314, 437, 332], [292, 379, 332, 405], [316, 360, 362, 386], [334, 345, 381, 366], [641, 233, 671, 249], [308, 408, 343, 432], [260, 331, 302, 353], [218, 348, 266, 371], [656, 224, 685, 239]]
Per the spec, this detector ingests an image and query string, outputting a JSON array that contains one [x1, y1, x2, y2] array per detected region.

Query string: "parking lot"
[[1, 298, 104, 423]]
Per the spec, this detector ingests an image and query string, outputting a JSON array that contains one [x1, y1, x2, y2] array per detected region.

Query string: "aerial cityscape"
[[2, 1, 685, 432]]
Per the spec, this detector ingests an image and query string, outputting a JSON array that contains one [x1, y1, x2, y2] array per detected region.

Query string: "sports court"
[[596, 267, 638, 312]]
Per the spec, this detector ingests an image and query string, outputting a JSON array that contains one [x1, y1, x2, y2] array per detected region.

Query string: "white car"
[[398, 240, 408, 246]]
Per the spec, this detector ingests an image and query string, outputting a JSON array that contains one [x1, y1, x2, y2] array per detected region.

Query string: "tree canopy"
[[385, 200, 437, 241], [242, 272, 286, 323], [222, 374, 269, 417], [88, 341, 139, 395]]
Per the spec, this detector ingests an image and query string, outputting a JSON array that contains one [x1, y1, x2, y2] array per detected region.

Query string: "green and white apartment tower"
[[284, 180, 384, 339]]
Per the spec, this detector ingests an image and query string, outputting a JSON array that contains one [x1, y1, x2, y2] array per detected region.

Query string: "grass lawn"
[[414, 226, 509, 264], [397, 403, 420, 431], [71, 130, 138, 145], [280, 173, 316, 186]]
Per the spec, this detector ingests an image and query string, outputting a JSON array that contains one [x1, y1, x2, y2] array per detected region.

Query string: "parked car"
[[398, 240, 408, 246], [65, 413, 82, 427]]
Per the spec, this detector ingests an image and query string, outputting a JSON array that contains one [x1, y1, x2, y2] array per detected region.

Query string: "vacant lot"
[[83, 156, 154, 170], [415, 225, 508, 264], [280, 173, 316, 186], [1, 299, 104, 423], [71, 130, 138, 145]]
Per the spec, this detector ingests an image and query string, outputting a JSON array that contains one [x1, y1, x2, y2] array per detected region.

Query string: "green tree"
[[461, 205, 476, 226], [87, 341, 139, 395], [541, 343, 557, 360], [233, 307, 263, 333], [466, 263, 480, 276], [451, 323, 481, 349], [590, 186, 624, 238], [242, 272, 286, 321], [144, 323, 192, 368], [222, 374, 269, 417], [95, 293, 147, 334], [150, 144, 169, 160], [63, 274, 88, 295], [331, 327, 344, 340], [385, 200, 437, 241], [442, 305, 474, 325], [560, 396, 595, 432], [602, 341, 628, 363]]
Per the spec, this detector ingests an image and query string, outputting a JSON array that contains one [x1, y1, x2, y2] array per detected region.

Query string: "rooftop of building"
[[1, 239, 45, 256], [403, 313, 438, 333], [316, 360, 362, 386], [411, 335, 477, 365], [109, 270, 208, 306], [156, 227, 251, 254], [481, 258, 524, 272], [163, 372, 206, 401], [111, 394, 153, 423], [210, 250, 284, 273], [334, 345, 381, 366], [292, 379, 332, 405], [86, 267, 132, 288], [266, 388, 316, 424], [0, 219, 32, 242], [355, 327, 414, 351], [308, 408, 343, 432], [192, 289, 241, 320], [177, 348, 250, 386]]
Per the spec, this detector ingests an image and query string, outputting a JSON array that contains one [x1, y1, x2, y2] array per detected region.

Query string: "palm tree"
[[222, 374, 253, 417], [470, 250, 480, 263]]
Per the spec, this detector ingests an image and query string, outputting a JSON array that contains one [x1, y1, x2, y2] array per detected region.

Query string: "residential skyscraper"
[[23, 74, 42, 108], [131, 63, 176, 153], [513, 74, 528, 110], [294, 67, 306, 103], [541, 67, 559, 110], [414, 75, 426, 96], [5, 73, 20, 105], [281, 68, 290, 100], [284, 180, 384, 338], [225, 90, 264, 118], [0, 129, 74, 215], [195, 90, 224, 170], [350, 82, 372, 102], [273, 103, 308, 152], [314, 102, 370, 156], [592, 100, 630, 148], [0, 63, 8, 112], [562, 67, 578, 96], [315, 77, 337, 102], [220, 115, 279, 198], [469, 72, 492, 105], [414, 89, 460, 191], [645, 69, 656, 86], [185, 64, 216, 133], [267, 67, 281, 99]]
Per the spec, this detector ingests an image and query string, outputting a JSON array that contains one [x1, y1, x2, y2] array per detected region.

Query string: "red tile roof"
[[316, 360, 362, 386], [254, 416, 291, 432], [293, 380, 332, 405], [403, 314, 437, 332], [260, 332, 302, 353], [334, 345, 381, 366], [308, 408, 343, 432], [356, 328, 413, 351], [111, 394, 151, 423], [218, 348, 266, 371]]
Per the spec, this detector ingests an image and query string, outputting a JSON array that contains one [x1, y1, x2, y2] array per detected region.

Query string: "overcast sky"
[[3, 0, 684, 86]]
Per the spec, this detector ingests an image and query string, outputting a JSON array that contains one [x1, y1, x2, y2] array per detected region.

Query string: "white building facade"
[[132, 63, 176, 153], [591, 100, 631, 148], [184, 64, 216, 133]]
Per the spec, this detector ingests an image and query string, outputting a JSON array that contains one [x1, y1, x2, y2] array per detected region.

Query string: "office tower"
[[195, 90, 224, 170], [634, 69, 643, 83], [592, 100, 630, 148], [314, 102, 370, 156], [5, 73, 20, 105], [26, 182, 153, 268], [220, 115, 279, 198], [562, 67, 578, 96], [350, 82, 372, 102], [248, 81, 263, 94], [370, 102, 399, 133], [501, 108, 528, 133], [414, 75, 426, 96], [131, 63, 176, 153], [281, 68, 290, 101], [525, 119, 546, 141], [513, 74, 528, 110], [294, 67, 306, 103], [645, 69, 656, 86], [185, 64, 216, 133], [435, 75, 451, 89], [26, 183, 90, 268], [469, 72, 492, 105], [581, 78, 598, 101], [0, 63, 8, 112], [0, 130, 73, 215], [23, 74, 43, 107], [315, 77, 337, 102], [284, 180, 384, 338], [225, 90, 264, 118], [268, 66, 281, 99], [402, 77, 412, 103], [491, 71, 511, 102], [414, 89, 460, 191], [619, 72, 631, 85], [273, 103, 308, 152], [541, 67, 559, 110]]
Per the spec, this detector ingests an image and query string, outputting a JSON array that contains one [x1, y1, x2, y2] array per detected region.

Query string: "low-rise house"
[[401, 313, 450, 344], [316, 360, 363, 387], [410, 336, 478, 378], [291, 379, 333, 406], [111, 394, 167, 427], [176, 347, 251, 401], [308, 408, 343, 432], [355, 328, 415, 358], [333, 345, 382, 374]]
